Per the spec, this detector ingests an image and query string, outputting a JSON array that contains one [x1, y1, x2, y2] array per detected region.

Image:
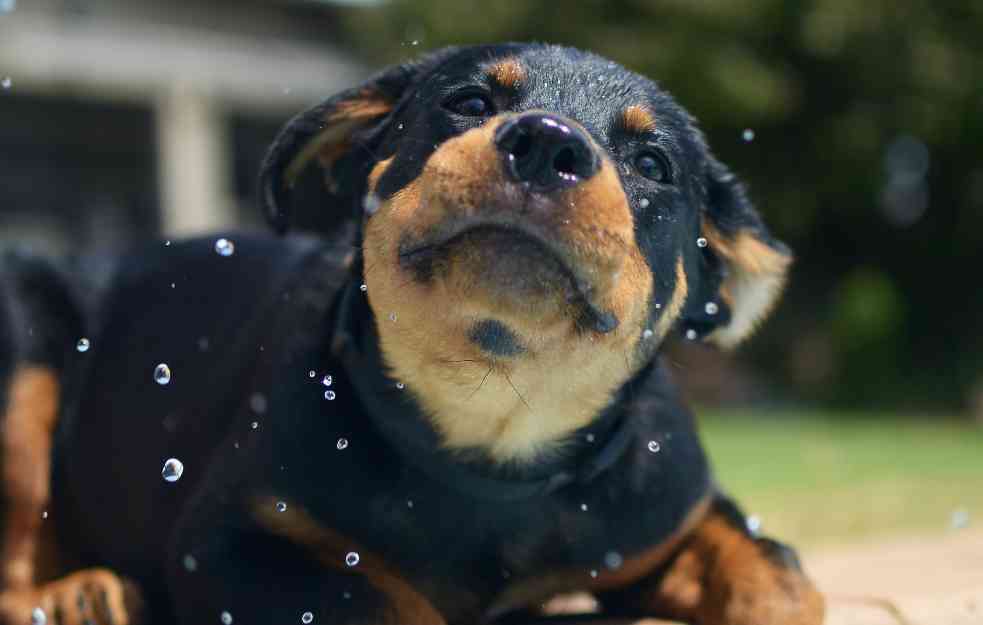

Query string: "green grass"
[[698, 412, 983, 547]]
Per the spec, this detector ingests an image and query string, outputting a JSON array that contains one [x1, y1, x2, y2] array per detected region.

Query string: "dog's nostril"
[[553, 147, 577, 175], [510, 131, 533, 159]]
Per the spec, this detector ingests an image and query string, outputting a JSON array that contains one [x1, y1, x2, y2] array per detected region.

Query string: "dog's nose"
[[495, 113, 599, 191]]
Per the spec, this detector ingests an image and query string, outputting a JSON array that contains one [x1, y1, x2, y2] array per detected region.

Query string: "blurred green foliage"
[[335, 0, 983, 412]]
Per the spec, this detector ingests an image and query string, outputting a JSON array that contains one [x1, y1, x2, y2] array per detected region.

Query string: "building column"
[[155, 84, 234, 237]]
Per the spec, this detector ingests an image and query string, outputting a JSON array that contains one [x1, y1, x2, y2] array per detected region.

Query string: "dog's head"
[[261, 44, 791, 461]]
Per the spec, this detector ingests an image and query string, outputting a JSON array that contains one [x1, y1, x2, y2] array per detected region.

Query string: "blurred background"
[[2, 0, 982, 589]]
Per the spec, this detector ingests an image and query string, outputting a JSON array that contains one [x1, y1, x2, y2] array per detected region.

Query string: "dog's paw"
[[0, 568, 144, 625]]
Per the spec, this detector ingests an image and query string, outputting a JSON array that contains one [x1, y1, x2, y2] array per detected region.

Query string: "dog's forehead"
[[425, 45, 691, 138]]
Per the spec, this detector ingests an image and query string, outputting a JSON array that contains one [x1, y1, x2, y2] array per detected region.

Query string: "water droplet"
[[301, 612, 314, 624], [41, 510, 48, 519], [585, 433, 595, 443], [31, 607, 45, 625], [389, 312, 397, 322], [251, 421, 259, 430], [654, 302, 662, 310], [197, 337, 210, 352], [705, 302, 719, 315], [406, 499, 414, 508], [580, 503, 589, 511], [696, 237, 708, 248], [397, 123, 405, 131], [951, 508, 970, 530], [76, 338, 90, 352], [220, 611, 233, 625], [162, 458, 184, 482], [363, 194, 381, 215], [638, 198, 650, 209], [343, 591, 351, 600], [164, 240, 171, 247], [685, 329, 698, 340], [275, 501, 288, 513], [322, 375, 333, 387], [411, 39, 419, 46], [170, 282, 176, 289], [336, 437, 348, 450], [603, 551, 623, 570], [647, 440, 661, 453], [395, 382, 405, 390], [589, 569, 598, 578], [183, 553, 198, 572], [746, 515, 762, 535], [154, 363, 172, 385], [324, 390, 336, 401], [1, 77, 12, 90], [742, 128, 755, 142], [359, 283, 368, 292], [250, 393, 267, 414], [345, 551, 360, 566], [642, 328, 654, 339], [214, 238, 235, 257]]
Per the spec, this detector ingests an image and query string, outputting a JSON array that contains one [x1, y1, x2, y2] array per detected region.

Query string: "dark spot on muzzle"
[[468, 319, 526, 357]]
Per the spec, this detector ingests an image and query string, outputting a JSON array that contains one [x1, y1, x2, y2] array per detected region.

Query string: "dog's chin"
[[398, 225, 619, 333]]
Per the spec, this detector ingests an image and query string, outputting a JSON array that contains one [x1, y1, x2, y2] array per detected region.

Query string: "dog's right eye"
[[444, 93, 495, 117]]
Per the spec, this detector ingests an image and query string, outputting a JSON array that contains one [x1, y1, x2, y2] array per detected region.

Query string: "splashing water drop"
[[162, 458, 184, 482], [214, 238, 235, 257], [639, 198, 650, 209], [603, 551, 623, 570], [397, 123, 405, 131], [154, 363, 172, 385], [685, 329, 698, 340], [336, 437, 349, 450], [396, 382, 405, 390], [1, 77, 11, 90], [76, 338, 91, 352], [301, 612, 314, 624], [250, 393, 267, 414], [746, 515, 762, 535], [407, 499, 414, 508], [324, 390, 336, 401], [275, 501, 288, 513], [585, 433, 595, 443], [742, 128, 756, 142], [220, 612, 233, 625], [322, 375, 333, 387], [41, 510, 48, 519], [642, 328, 654, 340], [251, 421, 259, 430], [696, 237, 708, 248], [647, 440, 661, 453], [951, 508, 970, 530], [705, 302, 719, 315], [308, 370, 316, 379], [589, 570, 598, 579], [654, 302, 662, 310], [183, 553, 198, 572], [580, 503, 589, 511], [360, 283, 367, 292], [31, 607, 45, 625], [363, 194, 381, 215], [345, 552, 360, 567], [389, 312, 397, 322]]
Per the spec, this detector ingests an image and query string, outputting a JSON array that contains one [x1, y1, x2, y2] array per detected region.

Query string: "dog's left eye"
[[444, 93, 495, 117], [634, 151, 672, 184]]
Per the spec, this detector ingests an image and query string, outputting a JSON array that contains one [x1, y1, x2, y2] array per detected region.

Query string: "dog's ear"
[[259, 48, 459, 234], [682, 156, 793, 348]]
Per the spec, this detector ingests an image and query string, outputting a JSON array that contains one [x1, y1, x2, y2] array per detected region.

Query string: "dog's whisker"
[[467, 365, 494, 401], [503, 371, 531, 411]]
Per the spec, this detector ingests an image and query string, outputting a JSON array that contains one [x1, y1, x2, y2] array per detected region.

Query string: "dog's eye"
[[444, 93, 494, 117], [634, 151, 672, 184]]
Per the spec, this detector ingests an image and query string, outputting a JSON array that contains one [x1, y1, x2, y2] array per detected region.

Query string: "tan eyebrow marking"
[[487, 58, 526, 89], [622, 104, 657, 134]]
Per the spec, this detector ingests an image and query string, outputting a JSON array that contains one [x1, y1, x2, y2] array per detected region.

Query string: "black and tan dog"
[[0, 44, 823, 625]]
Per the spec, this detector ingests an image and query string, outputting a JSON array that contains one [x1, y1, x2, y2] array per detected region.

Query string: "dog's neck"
[[330, 278, 648, 492]]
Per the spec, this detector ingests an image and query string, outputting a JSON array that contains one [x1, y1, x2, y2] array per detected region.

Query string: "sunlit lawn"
[[698, 412, 983, 547]]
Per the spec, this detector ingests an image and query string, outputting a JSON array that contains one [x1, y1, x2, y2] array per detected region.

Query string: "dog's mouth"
[[398, 219, 619, 333]]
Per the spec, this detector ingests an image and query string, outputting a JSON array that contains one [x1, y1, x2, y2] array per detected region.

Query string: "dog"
[[0, 44, 823, 625]]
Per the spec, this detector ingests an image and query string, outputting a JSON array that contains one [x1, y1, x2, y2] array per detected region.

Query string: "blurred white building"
[[0, 0, 364, 253]]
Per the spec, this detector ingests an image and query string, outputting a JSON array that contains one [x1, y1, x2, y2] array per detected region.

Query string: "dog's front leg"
[[599, 496, 825, 625]]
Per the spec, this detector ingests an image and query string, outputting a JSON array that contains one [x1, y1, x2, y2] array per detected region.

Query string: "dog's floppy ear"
[[683, 156, 793, 348], [259, 48, 459, 234]]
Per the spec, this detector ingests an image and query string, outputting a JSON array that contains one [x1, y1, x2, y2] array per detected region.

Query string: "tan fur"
[[252, 497, 446, 625], [702, 221, 792, 348], [0, 568, 143, 625], [487, 58, 526, 90], [615, 506, 825, 625], [621, 105, 657, 134], [484, 494, 711, 618], [653, 257, 689, 341], [0, 367, 59, 590], [362, 114, 665, 463], [284, 93, 392, 186], [367, 156, 395, 192]]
